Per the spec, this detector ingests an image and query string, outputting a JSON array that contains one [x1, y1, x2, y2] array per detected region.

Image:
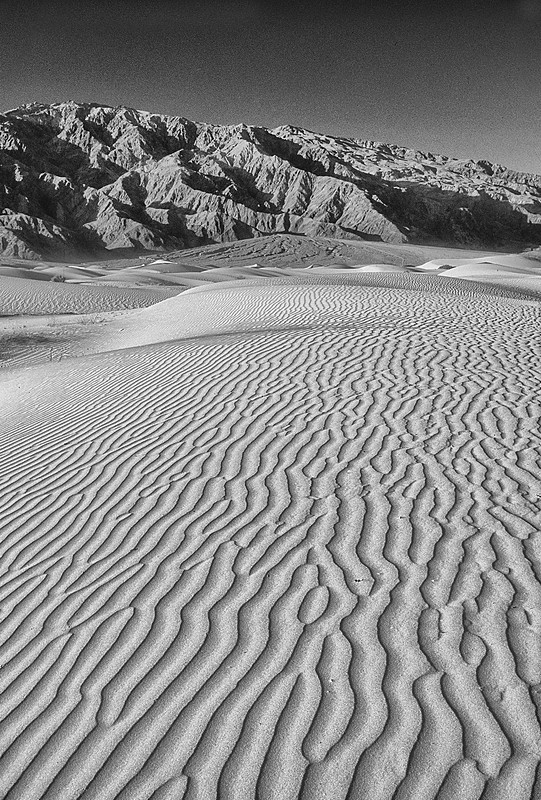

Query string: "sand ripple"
[[0, 276, 179, 316], [0, 276, 540, 799]]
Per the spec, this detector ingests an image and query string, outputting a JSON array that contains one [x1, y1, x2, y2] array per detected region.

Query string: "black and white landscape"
[[2, 102, 541, 260], [1, 2, 541, 798]]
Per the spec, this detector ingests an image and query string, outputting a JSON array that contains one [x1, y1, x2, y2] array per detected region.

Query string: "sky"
[[1, 0, 540, 173]]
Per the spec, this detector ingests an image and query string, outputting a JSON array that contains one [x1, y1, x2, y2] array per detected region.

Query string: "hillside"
[[1, 102, 541, 260]]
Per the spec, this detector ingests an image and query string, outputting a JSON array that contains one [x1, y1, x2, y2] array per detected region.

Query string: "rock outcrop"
[[1, 101, 541, 260]]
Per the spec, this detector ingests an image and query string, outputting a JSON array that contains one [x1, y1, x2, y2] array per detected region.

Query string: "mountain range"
[[1, 101, 541, 261]]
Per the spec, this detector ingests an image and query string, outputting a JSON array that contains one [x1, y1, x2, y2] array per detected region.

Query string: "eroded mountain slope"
[[2, 102, 541, 259]]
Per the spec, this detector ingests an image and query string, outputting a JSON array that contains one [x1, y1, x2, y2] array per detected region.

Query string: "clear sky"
[[2, 0, 540, 173]]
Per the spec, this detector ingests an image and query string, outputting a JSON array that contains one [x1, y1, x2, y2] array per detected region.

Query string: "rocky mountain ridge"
[[1, 101, 541, 260]]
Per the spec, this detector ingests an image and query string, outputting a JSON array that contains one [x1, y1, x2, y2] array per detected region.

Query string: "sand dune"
[[0, 272, 540, 799], [34, 266, 110, 281], [0, 267, 55, 282], [1, 236, 509, 294], [2, 272, 537, 371], [417, 253, 541, 292], [0, 276, 181, 316]]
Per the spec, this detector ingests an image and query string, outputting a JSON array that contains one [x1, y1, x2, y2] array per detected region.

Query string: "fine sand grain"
[[0, 273, 540, 799]]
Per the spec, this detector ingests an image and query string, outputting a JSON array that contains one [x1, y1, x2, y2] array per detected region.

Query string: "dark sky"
[[1, 0, 540, 172]]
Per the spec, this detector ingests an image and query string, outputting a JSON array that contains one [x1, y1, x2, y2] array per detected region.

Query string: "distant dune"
[[0, 275, 179, 316], [0, 263, 540, 798]]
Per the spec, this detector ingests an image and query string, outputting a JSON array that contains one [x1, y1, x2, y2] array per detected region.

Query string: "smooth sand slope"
[[0, 274, 540, 799], [419, 252, 541, 293]]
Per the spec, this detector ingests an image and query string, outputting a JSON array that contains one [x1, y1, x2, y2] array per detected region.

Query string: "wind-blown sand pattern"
[[0, 273, 540, 799], [0, 276, 179, 316]]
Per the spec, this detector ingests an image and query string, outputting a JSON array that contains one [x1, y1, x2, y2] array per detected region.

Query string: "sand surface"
[[0, 276, 180, 316], [0, 268, 541, 799]]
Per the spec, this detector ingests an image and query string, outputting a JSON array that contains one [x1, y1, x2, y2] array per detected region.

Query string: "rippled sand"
[[0, 273, 540, 799]]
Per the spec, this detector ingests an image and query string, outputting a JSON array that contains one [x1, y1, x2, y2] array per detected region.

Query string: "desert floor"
[[0, 247, 540, 799]]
